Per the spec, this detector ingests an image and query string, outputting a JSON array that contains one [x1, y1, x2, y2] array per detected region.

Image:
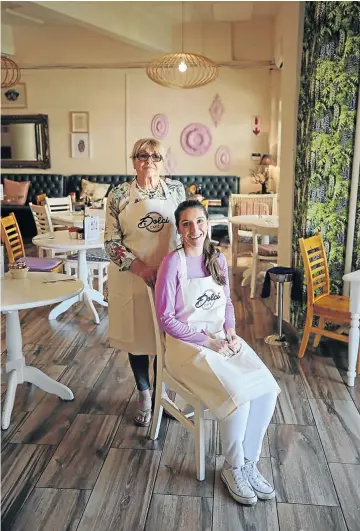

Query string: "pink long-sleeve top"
[[155, 250, 236, 346]]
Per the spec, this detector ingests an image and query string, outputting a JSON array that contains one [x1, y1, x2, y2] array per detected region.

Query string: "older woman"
[[155, 200, 280, 506], [105, 138, 185, 427]]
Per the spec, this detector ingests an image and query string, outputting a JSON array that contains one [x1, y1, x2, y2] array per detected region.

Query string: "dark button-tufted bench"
[[1, 174, 65, 240], [67, 175, 239, 217]]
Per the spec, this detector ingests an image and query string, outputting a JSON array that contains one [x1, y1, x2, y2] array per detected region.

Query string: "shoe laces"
[[232, 466, 251, 490], [245, 461, 268, 487]]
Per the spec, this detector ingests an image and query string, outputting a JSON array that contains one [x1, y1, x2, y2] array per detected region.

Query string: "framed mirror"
[[1, 114, 51, 169]]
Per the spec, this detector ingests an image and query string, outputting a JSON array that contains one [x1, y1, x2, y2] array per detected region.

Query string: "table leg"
[[2, 311, 74, 430], [347, 311, 359, 387]]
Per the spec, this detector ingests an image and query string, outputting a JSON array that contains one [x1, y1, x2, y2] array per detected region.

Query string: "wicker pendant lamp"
[[1, 54, 21, 88], [146, 3, 219, 89]]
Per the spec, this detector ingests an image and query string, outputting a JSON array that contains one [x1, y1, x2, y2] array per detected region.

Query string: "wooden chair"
[[1, 213, 63, 272], [228, 193, 277, 251], [298, 233, 360, 373], [147, 287, 206, 481], [45, 196, 72, 230], [36, 193, 47, 206]]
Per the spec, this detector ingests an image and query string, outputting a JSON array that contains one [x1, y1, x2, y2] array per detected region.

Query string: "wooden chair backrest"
[[29, 203, 53, 235], [299, 233, 330, 305], [1, 213, 25, 263], [147, 286, 165, 375], [36, 193, 47, 206], [45, 196, 72, 213], [228, 194, 278, 217]]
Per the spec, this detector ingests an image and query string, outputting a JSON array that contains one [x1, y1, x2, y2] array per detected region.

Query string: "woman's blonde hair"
[[130, 138, 162, 159]]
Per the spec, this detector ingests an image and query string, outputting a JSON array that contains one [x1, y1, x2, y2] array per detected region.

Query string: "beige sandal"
[[134, 406, 152, 427]]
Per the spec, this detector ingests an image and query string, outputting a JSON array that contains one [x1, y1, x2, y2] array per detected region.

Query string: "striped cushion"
[[258, 244, 278, 256], [235, 201, 270, 230]]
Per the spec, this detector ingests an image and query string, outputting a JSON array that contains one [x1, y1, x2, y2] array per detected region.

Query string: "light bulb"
[[178, 61, 187, 73]]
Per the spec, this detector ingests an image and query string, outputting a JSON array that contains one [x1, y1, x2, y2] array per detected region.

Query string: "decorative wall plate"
[[164, 146, 177, 174], [180, 123, 212, 156], [215, 145, 233, 171], [209, 94, 224, 127], [151, 114, 169, 140]]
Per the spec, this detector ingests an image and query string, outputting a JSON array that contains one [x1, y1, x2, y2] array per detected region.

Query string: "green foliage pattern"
[[291, 1, 360, 330]]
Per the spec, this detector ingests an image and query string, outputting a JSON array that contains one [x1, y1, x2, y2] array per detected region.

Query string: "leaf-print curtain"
[[291, 1, 360, 330]]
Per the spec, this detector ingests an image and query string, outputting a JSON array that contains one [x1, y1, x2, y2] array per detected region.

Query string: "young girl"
[[155, 200, 280, 505]]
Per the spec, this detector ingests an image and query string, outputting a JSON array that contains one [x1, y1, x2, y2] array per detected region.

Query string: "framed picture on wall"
[[1, 83, 27, 109], [70, 111, 89, 133], [71, 132, 90, 158]]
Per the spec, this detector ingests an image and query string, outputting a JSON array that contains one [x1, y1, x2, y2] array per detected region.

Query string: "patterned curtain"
[[291, 1, 360, 330]]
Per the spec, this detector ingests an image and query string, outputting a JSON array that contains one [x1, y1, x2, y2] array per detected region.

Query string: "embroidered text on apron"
[[165, 249, 280, 420], [108, 179, 178, 354]]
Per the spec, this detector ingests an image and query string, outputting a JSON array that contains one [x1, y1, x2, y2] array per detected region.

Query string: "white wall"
[[2, 66, 271, 191]]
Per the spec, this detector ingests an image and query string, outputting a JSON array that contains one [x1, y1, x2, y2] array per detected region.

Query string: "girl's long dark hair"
[[175, 200, 226, 286]]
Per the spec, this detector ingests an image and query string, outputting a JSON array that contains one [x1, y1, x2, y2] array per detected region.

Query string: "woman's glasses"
[[136, 152, 162, 162]]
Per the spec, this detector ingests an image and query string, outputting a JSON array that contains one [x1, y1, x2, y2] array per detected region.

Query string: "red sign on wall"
[[252, 115, 261, 136]]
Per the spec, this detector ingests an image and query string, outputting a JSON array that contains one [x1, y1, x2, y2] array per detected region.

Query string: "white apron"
[[165, 249, 280, 421], [108, 179, 178, 354]]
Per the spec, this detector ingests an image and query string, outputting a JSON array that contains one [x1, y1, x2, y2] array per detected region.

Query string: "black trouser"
[[128, 353, 157, 392]]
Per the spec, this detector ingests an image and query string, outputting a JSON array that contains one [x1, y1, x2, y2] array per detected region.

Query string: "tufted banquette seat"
[[1, 174, 239, 239], [1, 174, 66, 240]]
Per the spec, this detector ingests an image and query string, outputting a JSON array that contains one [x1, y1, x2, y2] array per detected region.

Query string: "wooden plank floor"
[[1, 246, 360, 531]]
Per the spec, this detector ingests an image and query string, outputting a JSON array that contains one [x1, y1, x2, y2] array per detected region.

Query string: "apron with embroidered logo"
[[108, 179, 178, 354], [165, 249, 280, 420]]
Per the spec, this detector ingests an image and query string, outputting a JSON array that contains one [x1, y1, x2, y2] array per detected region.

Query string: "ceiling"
[[1, 1, 281, 27]]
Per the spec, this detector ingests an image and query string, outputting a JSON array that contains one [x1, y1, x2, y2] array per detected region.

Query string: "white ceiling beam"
[[1, 24, 15, 55], [33, 1, 173, 52]]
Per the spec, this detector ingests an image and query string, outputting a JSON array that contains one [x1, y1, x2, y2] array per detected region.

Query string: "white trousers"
[[218, 390, 278, 468]]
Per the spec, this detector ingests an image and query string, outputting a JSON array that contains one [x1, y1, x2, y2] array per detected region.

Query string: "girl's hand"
[[226, 328, 240, 354], [204, 336, 234, 358]]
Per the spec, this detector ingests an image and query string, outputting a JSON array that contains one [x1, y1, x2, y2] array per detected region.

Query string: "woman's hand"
[[226, 328, 240, 354], [204, 336, 234, 358], [130, 259, 158, 287]]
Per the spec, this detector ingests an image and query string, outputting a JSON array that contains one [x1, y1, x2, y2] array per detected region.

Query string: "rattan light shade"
[[146, 52, 219, 89], [1, 55, 21, 88]]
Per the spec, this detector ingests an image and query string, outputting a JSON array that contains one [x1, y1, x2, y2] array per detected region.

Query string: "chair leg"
[[313, 317, 325, 347], [150, 381, 165, 441], [250, 256, 257, 299], [194, 404, 205, 481], [98, 266, 104, 295], [298, 310, 313, 358]]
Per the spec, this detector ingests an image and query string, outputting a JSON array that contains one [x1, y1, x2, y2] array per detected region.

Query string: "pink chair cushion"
[[235, 201, 270, 230], [16, 256, 63, 271], [258, 244, 278, 257]]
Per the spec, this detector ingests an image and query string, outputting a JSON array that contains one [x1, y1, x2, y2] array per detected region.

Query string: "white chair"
[[147, 286, 206, 481], [29, 203, 63, 258], [228, 194, 277, 248], [250, 226, 278, 299], [64, 250, 109, 295], [45, 196, 72, 230]]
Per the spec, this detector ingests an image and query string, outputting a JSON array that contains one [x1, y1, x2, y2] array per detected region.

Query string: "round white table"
[[1, 272, 83, 430], [230, 215, 279, 284], [343, 269, 360, 386], [50, 210, 105, 229], [32, 231, 107, 324]]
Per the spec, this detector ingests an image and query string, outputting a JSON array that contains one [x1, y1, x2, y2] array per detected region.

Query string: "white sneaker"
[[243, 460, 275, 500], [221, 466, 257, 505]]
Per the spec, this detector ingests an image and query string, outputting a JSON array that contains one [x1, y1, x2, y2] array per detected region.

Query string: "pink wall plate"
[[215, 145, 233, 171], [151, 114, 169, 140], [181, 123, 212, 156]]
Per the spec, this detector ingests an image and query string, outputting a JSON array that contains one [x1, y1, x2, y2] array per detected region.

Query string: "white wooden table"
[[33, 231, 107, 324], [229, 215, 279, 285], [343, 269, 360, 387], [50, 209, 105, 230], [1, 272, 83, 430]]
